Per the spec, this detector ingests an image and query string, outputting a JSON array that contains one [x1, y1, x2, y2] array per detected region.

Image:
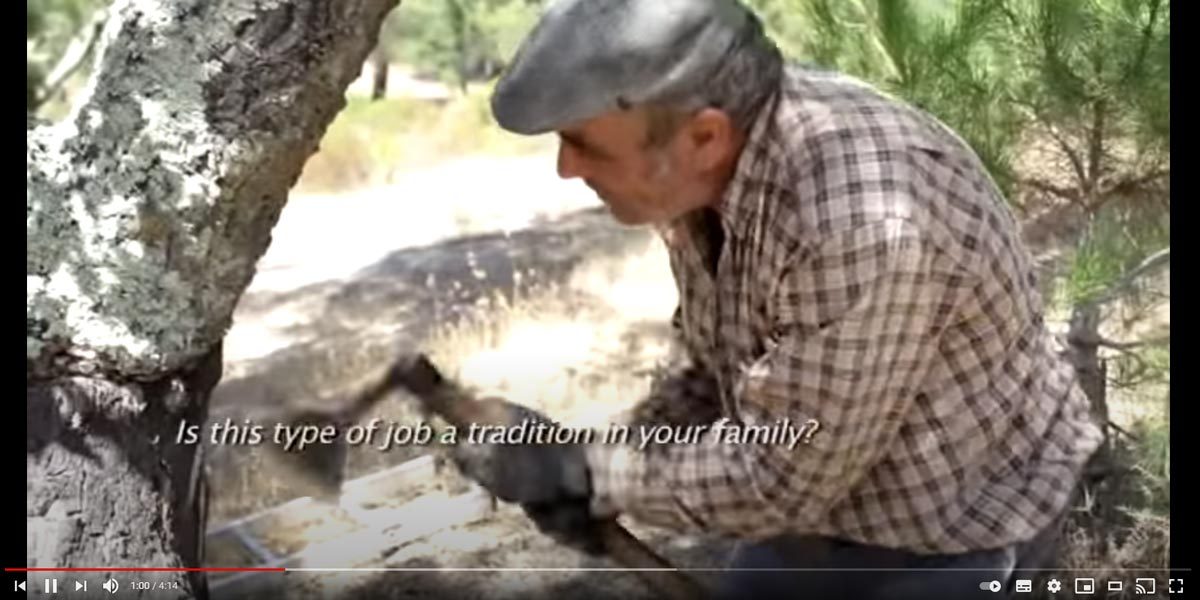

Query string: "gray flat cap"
[[491, 0, 752, 134]]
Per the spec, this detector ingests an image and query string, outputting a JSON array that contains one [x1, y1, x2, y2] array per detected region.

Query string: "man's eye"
[[561, 135, 612, 162], [581, 145, 612, 162]]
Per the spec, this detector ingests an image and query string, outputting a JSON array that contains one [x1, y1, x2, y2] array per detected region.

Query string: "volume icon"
[[102, 578, 119, 594]]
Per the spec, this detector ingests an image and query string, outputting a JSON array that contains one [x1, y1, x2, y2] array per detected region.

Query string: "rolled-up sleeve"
[[587, 218, 960, 538]]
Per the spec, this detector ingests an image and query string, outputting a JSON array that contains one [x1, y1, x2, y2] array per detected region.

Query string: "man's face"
[[554, 109, 719, 226]]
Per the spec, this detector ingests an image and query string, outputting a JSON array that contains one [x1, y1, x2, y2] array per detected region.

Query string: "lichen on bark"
[[27, 0, 399, 380]]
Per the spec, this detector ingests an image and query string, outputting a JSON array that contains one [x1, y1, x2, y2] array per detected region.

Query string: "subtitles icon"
[[1015, 579, 1032, 592]]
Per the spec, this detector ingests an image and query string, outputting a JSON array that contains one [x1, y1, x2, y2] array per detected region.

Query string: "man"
[[450, 0, 1105, 597]]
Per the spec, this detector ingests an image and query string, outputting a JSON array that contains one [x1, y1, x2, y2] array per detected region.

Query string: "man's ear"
[[685, 108, 736, 171]]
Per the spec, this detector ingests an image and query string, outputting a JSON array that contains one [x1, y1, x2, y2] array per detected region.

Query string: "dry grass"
[[295, 87, 556, 194], [422, 237, 682, 429], [1059, 414, 1171, 599]]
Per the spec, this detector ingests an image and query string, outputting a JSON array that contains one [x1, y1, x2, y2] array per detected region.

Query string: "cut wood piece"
[[207, 453, 439, 542], [245, 500, 363, 558], [231, 525, 279, 564], [339, 454, 439, 506], [208, 485, 496, 598], [204, 529, 265, 570], [292, 487, 497, 568], [206, 495, 316, 538]]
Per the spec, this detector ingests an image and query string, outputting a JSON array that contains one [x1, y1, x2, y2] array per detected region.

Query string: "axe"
[[383, 352, 707, 600]]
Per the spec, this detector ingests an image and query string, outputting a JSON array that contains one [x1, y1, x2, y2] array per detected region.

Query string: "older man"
[[451, 0, 1105, 597]]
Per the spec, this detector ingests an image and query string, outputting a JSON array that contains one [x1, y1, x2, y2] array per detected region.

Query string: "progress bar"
[[8, 567, 1188, 572], [6, 568, 285, 572]]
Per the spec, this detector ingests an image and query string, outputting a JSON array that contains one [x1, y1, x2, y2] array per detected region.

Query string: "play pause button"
[[42, 578, 58, 593]]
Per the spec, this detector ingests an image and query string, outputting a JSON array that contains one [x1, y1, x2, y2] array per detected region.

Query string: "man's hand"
[[522, 499, 606, 556], [451, 399, 605, 555]]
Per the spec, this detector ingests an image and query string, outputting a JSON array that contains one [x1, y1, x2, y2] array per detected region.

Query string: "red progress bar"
[[7, 568, 285, 572]]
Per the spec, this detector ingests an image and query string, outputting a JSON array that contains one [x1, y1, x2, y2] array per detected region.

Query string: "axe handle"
[[597, 519, 707, 600], [386, 355, 708, 600]]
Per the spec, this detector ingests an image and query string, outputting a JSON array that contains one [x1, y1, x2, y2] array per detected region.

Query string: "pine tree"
[[779, 0, 1170, 571]]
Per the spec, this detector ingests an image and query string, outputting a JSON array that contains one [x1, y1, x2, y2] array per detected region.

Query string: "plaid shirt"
[[585, 65, 1104, 554]]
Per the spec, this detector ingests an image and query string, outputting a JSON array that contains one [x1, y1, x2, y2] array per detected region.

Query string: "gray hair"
[[641, 6, 783, 147]]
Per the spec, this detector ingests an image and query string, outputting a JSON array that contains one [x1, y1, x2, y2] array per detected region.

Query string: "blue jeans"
[[714, 515, 1065, 599]]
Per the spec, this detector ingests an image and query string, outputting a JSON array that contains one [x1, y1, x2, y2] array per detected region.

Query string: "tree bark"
[[27, 0, 400, 596], [371, 46, 389, 100], [28, 346, 223, 596]]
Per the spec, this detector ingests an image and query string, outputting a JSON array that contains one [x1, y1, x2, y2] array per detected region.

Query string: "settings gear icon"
[[1047, 578, 1062, 593]]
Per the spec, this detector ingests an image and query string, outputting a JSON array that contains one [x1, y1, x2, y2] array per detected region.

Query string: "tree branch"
[[1090, 248, 1171, 308], [1107, 420, 1141, 443], [1085, 98, 1107, 207], [1123, 0, 1163, 86], [1099, 168, 1171, 198], [1108, 351, 1159, 390], [1020, 177, 1080, 203], [33, 7, 109, 110], [1097, 335, 1170, 352], [1009, 94, 1089, 190]]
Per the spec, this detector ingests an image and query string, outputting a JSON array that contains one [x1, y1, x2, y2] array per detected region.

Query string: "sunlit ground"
[[222, 152, 601, 367], [425, 236, 680, 429]]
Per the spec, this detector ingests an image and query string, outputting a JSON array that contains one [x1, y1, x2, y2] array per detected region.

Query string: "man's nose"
[[556, 143, 584, 180]]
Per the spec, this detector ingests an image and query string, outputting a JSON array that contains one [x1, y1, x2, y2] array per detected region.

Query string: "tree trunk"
[[28, 346, 223, 596], [1065, 303, 1111, 478], [371, 46, 389, 100], [27, 0, 400, 596], [446, 0, 470, 95]]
